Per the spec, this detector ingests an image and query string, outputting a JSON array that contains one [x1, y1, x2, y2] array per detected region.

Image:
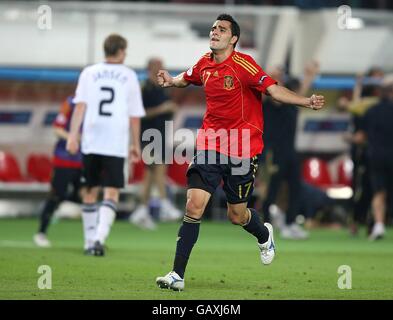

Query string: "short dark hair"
[[104, 34, 127, 57], [216, 14, 240, 48]]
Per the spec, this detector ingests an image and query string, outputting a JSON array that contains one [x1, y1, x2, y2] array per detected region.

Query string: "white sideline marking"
[[0, 240, 36, 248]]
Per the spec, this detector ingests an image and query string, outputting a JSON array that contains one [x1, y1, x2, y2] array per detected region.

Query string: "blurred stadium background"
[[0, 0, 393, 300]]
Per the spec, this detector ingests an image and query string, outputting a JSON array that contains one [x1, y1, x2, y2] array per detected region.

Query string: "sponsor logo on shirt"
[[186, 67, 193, 76]]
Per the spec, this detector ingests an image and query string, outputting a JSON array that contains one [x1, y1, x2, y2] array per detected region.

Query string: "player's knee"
[[104, 187, 119, 199], [227, 207, 246, 225], [83, 187, 99, 204], [84, 194, 96, 204], [186, 197, 205, 219], [227, 212, 242, 225]]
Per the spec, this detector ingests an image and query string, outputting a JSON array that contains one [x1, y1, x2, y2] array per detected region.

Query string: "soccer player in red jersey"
[[156, 14, 324, 291]]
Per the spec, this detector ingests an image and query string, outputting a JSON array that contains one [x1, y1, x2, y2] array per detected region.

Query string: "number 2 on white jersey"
[[99, 87, 114, 116]]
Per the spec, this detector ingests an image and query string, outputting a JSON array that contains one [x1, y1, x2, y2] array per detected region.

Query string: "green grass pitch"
[[0, 218, 392, 300]]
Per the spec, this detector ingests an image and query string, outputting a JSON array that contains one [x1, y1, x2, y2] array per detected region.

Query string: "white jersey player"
[[67, 34, 145, 256]]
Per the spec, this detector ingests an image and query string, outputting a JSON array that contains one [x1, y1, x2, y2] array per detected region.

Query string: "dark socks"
[[242, 208, 269, 244], [173, 215, 201, 279], [38, 198, 60, 234]]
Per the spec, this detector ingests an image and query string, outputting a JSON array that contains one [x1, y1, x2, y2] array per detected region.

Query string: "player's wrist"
[[172, 78, 183, 88], [302, 97, 312, 108], [307, 97, 312, 108], [130, 144, 141, 150], [68, 133, 78, 141], [173, 73, 188, 88]]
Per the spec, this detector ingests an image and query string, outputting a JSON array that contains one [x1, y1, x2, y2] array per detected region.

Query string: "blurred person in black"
[[33, 96, 85, 248], [361, 75, 393, 240], [261, 61, 319, 239], [129, 57, 182, 230], [346, 67, 383, 235]]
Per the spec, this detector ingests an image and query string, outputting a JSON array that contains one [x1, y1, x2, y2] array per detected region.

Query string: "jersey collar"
[[209, 50, 236, 66]]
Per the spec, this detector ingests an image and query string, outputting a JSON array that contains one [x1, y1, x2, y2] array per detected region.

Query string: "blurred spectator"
[[268, 181, 334, 231], [114, 0, 393, 9], [361, 74, 393, 240], [260, 61, 319, 239], [299, 181, 334, 223], [129, 57, 182, 230], [33, 96, 85, 247], [360, 0, 393, 10], [289, 0, 344, 9], [345, 67, 384, 235], [335, 90, 352, 113]]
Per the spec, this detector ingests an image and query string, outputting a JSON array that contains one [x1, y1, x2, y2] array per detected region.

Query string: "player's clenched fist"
[[157, 70, 173, 88], [309, 94, 325, 110], [129, 145, 141, 164]]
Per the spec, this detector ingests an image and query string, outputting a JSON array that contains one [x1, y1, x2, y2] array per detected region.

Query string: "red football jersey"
[[183, 50, 277, 158]]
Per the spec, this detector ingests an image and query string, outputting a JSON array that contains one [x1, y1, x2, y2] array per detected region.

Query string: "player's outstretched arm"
[[66, 102, 86, 154], [267, 84, 325, 110], [157, 70, 189, 88]]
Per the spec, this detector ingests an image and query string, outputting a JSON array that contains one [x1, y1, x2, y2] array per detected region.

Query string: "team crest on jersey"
[[224, 75, 234, 90]]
